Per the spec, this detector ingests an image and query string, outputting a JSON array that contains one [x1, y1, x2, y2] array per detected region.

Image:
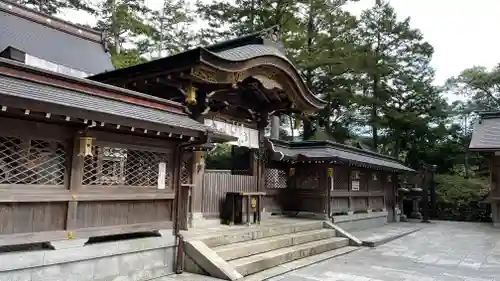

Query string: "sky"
[[62, 0, 500, 102]]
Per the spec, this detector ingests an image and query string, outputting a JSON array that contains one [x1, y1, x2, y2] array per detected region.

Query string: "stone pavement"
[[351, 223, 421, 247], [268, 221, 500, 281], [152, 272, 222, 280]]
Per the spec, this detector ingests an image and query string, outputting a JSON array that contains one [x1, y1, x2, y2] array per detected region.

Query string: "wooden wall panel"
[[369, 197, 384, 210], [75, 200, 173, 228], [352, 197, 368, 211], [331, 198, 349, 213], [0, 202, 66, 234]]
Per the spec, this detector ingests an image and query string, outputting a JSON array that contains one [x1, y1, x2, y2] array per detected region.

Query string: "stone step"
[[214, 228, 336, 261], [230, 237, 350, 276], [241, 246, 360, 281], [198, 221, 325, 248]]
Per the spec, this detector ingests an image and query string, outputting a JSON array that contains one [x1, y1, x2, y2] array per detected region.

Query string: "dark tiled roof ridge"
[[204, 25, 280, 53], [478, 111, 500, 119], [270, 138, 402, 163], [0, 0, 104, 43], [0, 57, 186, 114]]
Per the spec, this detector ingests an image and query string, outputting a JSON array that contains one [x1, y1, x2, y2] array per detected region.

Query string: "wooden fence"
[[201, 170, 257, 217]]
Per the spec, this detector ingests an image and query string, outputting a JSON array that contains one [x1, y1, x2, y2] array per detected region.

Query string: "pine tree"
[[149, 0, 196, 57], [195, 0, 302, 44], [96, 0, 155, 54], [95, 0, 156, 68], [354, 0, 435, 151], [17, 0, 94, 15]]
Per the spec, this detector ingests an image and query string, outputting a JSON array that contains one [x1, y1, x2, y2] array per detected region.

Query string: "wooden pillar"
[[66, 132, 85, 230], [190, 151, 205, 226], [348, 168, 353, 214], [326, 166, 333, 220], [257, 111, 269, 192], [51, 131, 87, 249], [270, 115, 280, 139]]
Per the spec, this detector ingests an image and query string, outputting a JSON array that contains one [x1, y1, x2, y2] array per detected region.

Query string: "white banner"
[[204, 119, 259, 149]]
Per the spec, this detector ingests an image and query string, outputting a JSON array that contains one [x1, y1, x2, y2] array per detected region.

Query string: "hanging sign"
[[204, 119, 259, 148], [157, 162, 167, 190], [351, 180, 360, 191]]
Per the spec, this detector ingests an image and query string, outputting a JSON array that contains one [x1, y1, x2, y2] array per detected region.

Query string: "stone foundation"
[[0, 233, 176, 281]]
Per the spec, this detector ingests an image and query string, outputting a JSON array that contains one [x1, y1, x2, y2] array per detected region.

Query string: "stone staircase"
[[182, 220, 362, 280]]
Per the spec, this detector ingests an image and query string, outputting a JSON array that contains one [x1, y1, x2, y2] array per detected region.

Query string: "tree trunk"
[[249, 0, 255, 32], [303, 0, 315, 141], [111, 0, 120, 54]]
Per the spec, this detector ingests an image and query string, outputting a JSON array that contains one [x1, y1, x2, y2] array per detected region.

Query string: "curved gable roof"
[[90, 26, 326, 112]]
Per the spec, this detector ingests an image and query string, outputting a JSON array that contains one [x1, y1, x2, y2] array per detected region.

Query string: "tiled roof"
[[270, 140, 414, 172], [0, 3, 113, 74], [470, 113, 500, 150], [210, 44, 290, 62], [0, 74, 210, 135]]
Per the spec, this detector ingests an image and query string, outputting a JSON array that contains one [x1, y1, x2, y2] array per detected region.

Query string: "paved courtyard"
[[268, 221, 500, 281]]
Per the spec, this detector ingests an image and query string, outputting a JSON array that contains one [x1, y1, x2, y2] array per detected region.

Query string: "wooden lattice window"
[[296, 169, 319, 189], [0, 136, 67, 186], [181, 155, 191, 185], [82, 144, 173, 189], [334, 166, 349, 190], [264, 168, 287, 189]]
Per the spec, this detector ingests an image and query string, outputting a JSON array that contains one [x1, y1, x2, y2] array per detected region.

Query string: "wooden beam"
[[0, 190, 175, 202]]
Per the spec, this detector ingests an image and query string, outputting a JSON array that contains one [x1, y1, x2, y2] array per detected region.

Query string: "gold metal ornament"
[[327, 168, 333, 178], [77, 137, 94, 157], [232, 72, 244, 88], [186, 86, 197, 105], [251, 198, 257, 209], [289, 167, 295, 176]]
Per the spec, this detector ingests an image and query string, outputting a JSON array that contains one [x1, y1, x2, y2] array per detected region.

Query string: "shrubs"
[[434, 174, 491, 222]]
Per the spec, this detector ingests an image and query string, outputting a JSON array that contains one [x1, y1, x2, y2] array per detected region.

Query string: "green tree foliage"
[[353, 1, 444, 153], [17, 0, 94, 15], [205, 144, 233, 170], [446, 64, 500, 112], [96, 0, 156, 55], [434, 174, 490, 222], [110, 49, 148, 69], [148, 0, 196, 56]]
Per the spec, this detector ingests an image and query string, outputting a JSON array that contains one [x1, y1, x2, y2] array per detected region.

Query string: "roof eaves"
[[0, 0, 104, 44], [0, 57, 185, 112], [88, 48, 203, 83], [281, 139, 401, 162]]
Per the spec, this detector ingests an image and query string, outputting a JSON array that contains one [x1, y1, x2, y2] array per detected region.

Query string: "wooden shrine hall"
[[0, 1, 415, 279]]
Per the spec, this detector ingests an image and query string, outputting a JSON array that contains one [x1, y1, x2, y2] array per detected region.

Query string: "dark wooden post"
[[421, 167, 431, 223], [327, 166, 333, 220], [190, 151, 205, 226], [257, 111, 269, 193], [347, 168, 353, 214], [66, 131, 85, 231]]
